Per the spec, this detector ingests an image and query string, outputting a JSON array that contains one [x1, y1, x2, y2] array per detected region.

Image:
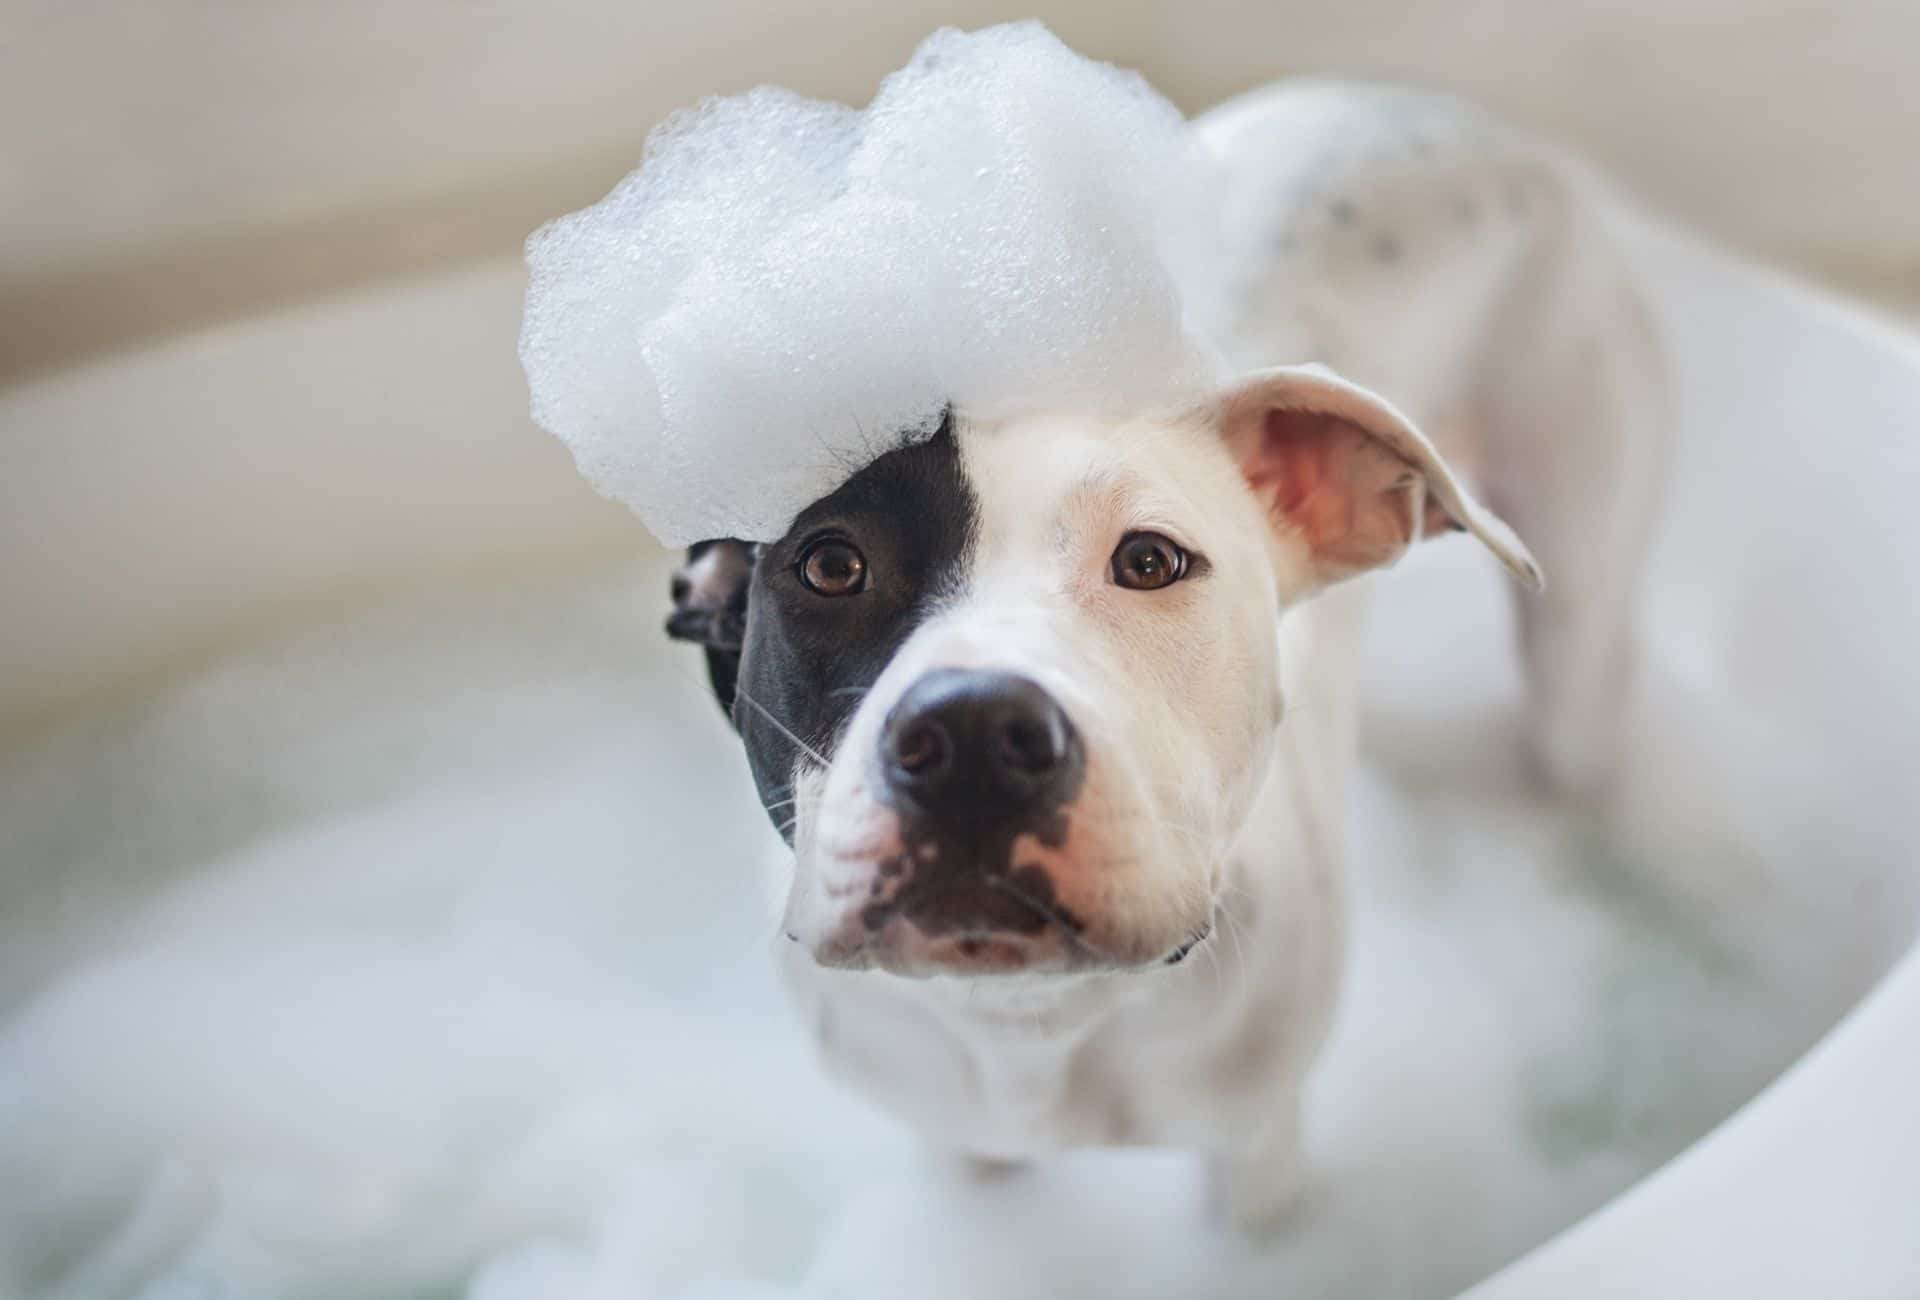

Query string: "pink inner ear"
[[1244, 410, 1362, 552], [1243, 408, 1461, 580]]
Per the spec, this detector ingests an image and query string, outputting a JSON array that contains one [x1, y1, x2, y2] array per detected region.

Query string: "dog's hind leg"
[[1207, 1079, 1307, 1234], [1469, 175, 1673, 791]]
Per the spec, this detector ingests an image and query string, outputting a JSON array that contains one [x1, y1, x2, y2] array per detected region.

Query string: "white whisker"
[[1215, 895, 1252, 1003], [735, 686, 831, 768]]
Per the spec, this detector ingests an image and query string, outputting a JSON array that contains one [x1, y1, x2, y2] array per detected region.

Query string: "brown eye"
[[1111, 531, 1189, 591], [798, 537, 867, 596]]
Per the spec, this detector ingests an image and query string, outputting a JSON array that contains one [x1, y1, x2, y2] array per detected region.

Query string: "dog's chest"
[[781, 958, 1131, 1153], [780, 866, 1342, 1159]]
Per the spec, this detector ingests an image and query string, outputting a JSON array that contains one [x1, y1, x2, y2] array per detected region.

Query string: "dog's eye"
[[798, 537, 868, 596], [1111, 531, 1189, 591]]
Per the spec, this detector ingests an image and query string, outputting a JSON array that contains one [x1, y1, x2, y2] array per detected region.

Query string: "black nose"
[[881, 669, 1084, 817]]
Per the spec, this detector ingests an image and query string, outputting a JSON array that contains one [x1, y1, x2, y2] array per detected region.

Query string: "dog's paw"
[[928, 1149, 1031, 1185], [960, 1153, 1031, 1183]]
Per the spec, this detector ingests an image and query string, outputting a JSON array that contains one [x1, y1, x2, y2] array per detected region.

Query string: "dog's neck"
[[919, 969, 1137, 1041]]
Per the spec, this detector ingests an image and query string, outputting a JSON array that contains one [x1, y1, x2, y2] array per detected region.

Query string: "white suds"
[[519, 23, 1222, 546]]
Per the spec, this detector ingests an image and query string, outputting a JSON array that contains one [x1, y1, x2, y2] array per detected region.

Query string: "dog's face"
[[670, 367, 1537, 979]]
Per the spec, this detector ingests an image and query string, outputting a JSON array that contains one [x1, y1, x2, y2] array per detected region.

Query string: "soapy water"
[[5, 230, 1918, 1297], [0, 537, 1905, 1300], [519, 23, 1222, 547]]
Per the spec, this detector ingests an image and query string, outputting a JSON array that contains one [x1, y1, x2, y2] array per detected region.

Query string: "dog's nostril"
[[999, 713, 1063, 773], [881, 669, 1082, 810], [891, 720, 950, 777]]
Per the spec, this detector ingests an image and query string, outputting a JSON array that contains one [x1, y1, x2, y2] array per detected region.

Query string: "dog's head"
[[669, 366, 1538, 978]]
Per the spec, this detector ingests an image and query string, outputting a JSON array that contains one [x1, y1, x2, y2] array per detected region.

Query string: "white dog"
[[666, 82, 1669, 1228]]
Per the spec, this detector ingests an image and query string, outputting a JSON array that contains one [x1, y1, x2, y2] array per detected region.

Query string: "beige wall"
[[2, 0, 1917, 727], [6, 1, 1919, 380]]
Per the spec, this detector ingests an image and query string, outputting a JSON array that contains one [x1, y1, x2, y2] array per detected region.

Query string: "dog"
[[665, 81, 1669, 1228]]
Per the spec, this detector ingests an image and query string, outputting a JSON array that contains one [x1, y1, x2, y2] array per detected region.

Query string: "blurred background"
[[2, 5, 1918, 1299], [5, 0, 1920, 727]]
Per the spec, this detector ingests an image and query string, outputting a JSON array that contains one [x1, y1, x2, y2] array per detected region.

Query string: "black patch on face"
[[729, 420, 977, 834]]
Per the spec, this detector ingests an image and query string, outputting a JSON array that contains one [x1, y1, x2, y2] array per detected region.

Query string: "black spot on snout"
[[863, 671, 1088, 941]]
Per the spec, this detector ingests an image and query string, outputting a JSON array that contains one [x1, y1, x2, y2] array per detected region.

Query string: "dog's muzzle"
[[847, 669, 1087, 963]]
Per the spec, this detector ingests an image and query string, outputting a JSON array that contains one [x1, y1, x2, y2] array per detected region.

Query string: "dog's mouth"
[[1163, 922, 1212, 966], [803, 863, 1213, 977], [798, 858, 1079, 976]]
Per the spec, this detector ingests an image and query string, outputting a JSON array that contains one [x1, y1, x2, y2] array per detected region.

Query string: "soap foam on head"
[[519, 23, 1223, 547]]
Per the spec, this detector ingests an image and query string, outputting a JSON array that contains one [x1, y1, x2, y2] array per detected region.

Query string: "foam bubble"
[[519, 23, 1222, 546]]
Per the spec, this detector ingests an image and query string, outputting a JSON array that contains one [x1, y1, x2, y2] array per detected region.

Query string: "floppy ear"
[[666, 539, 755, 717], [1219, 364, 1543, 598]]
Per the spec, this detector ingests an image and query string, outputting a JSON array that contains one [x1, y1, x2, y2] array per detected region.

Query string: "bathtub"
[[1467, 222, 1920, 1297], [0, 216, 1915, 1298]]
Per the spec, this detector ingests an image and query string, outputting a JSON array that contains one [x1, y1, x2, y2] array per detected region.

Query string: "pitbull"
[[665, 82, 1669, 1228]]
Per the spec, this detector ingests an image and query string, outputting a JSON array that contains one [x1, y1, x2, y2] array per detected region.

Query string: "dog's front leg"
[[1207, 1080, 1306, 1234]]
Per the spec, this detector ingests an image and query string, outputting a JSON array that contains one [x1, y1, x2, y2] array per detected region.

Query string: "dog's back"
[[1196, 83, 1673, 789]]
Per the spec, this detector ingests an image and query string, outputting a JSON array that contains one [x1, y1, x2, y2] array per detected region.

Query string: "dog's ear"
[[1218, 364, 1542, 598], [666, 539, 755, 717]]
